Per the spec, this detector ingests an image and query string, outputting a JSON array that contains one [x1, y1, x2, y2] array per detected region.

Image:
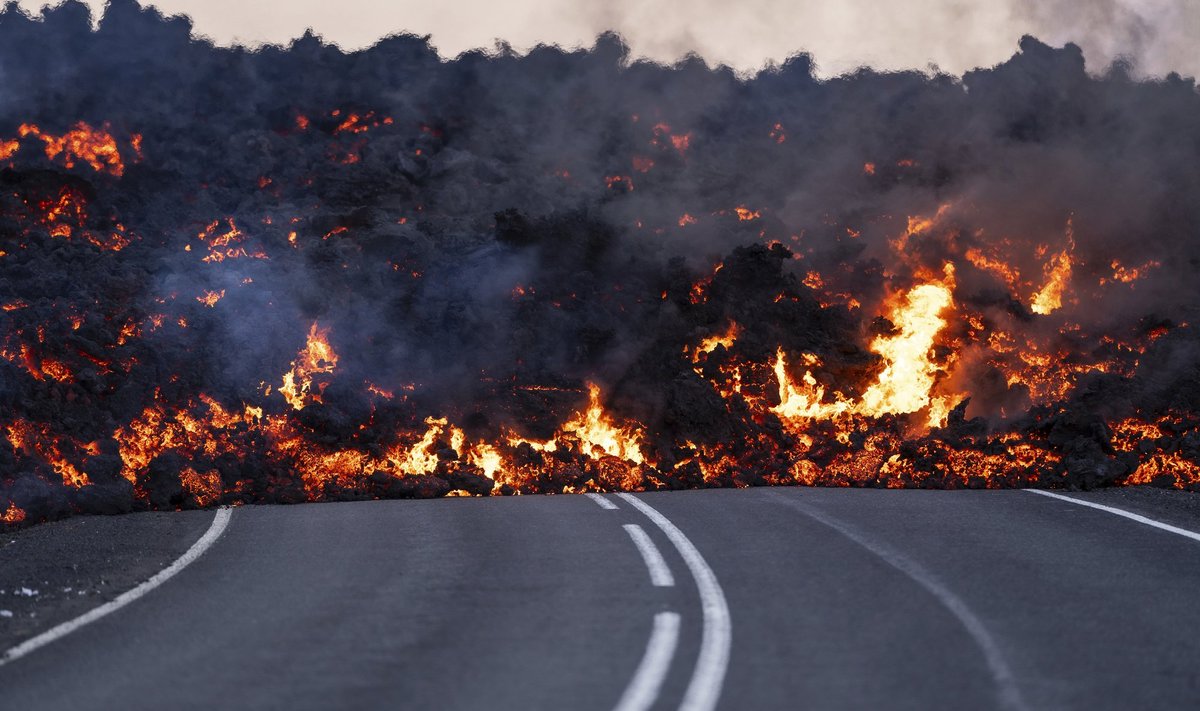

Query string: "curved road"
[[3, 488, 1200, 710]]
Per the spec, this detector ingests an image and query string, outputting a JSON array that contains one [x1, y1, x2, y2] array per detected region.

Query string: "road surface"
[[3, 487, 1200, 710]]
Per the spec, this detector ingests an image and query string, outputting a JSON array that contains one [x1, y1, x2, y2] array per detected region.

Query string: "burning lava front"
[[3, 3, 1200, 527]]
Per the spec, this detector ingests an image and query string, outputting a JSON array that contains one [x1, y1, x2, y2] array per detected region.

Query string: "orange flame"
[[0, 139, 18, 161], [691, 322, 740, 363], [771, 266, 958, 430], [180, 468, 222, 507], [5, 420, 92, 487], [1102, 259, 1160, 286], [196, 290, 225, 307], [2, 502, 25, 525], [1030, 219, 1075, 315], [279, 323, 339, 410], [18, 122, 127, 176]]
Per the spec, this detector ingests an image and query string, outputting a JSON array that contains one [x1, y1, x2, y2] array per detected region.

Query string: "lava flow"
[[3, 2, 1200, 528]]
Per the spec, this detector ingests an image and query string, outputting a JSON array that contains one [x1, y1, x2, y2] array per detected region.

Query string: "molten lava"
[[2, 13, 1198, 529]]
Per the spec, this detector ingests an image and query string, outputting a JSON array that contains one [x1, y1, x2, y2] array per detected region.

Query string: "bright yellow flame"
[[859, 265, 956, 416], [771, 350, 851, 421], [469, 443, 504, 480], [926, 393, 965, 429], [387, 417, 449, 476], [561, 383, 646, 464]]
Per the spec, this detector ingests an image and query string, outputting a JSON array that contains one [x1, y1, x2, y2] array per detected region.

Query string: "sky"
[[15, 0, 1200, 78]]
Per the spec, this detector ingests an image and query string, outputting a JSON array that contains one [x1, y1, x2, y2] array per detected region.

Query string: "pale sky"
[[17, 0, 1200, 78]]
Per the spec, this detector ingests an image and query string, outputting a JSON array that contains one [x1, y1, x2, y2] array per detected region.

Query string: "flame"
[[1103, 259, 1160, 286], [860, 265, 956, 417], [926, 394, 965, 429], [112, 395, 263, 487], [332, 111, 393, 135], [965, 247, 1021, 292], [802, 270, 862, 310], [180, 467, 222, 507], [771, 266, 957, 430], [735, 206, 760, 221], [1111, 417, 1200, 487], [511, 384, 647, 468], [5, 420, 92, 487], [197, 218, 266, 263], [561, 383, 646, 464], [279, 323, 339, 410], [893, 203, 951, 252], [386, 417, 451, 477], [772, 349, 852, 421], [688, 262, 723, 305], [366, 382, 395, 399], [15, 122, 127, 176], [2, 502, 25, 525], [469, 443, 504, 481], [691, 322, 740, 363], [196, 290, 225, 307], [1030, 219, 1075, 315]]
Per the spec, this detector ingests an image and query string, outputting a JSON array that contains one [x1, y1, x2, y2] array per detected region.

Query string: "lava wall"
[[3, 0, 1200, 527]]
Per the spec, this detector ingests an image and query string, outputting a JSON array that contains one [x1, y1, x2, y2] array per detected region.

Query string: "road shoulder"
[[0, 508, 216, 650], [1037, 485, 1200, 533]]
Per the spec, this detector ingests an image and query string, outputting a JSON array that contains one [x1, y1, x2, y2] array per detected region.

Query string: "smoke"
[[17, 0, 1200, 78], [2, 0, 1200, 526]]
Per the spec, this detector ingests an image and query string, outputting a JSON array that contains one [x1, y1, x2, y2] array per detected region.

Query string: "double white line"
[[588, 492, 731, 711]]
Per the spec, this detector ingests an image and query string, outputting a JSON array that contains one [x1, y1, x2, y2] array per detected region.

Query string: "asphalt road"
[[3, 487, 1200, 710]]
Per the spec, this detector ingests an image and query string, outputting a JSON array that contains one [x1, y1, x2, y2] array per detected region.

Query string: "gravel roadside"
[[0, 509, 217, 651]]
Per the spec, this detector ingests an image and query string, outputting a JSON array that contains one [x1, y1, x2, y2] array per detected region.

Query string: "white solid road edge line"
[[0, 506, 234, 667], [1025, 489, 1200, 543], [771, 492, 1027, 711], [586, 493, 620, 510], [618, 493, 731, 711], [622, 524, 676, 587], [614, 612, 682, 711]]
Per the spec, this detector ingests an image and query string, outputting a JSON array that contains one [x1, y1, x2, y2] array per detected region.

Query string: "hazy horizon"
[[12, 0, 1200, 79]]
